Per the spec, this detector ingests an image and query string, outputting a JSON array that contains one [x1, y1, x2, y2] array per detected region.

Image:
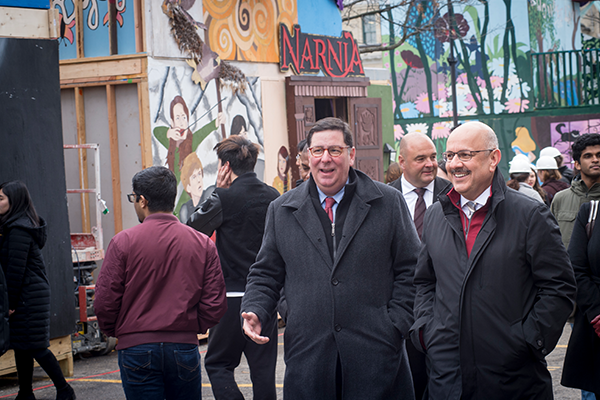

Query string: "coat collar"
[[281, 168, 383, 269]]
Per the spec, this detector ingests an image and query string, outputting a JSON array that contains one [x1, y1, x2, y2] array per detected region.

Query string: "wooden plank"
[[0, 6, 57, 39], [48, 7, 59, 39], [134, 0, 144, 53], [74, 87, 91, 233], [137, 78, 153, 169], [61, 76, 142, 89], [106, 84, 123, 234], [108, 0, 117, 55], [75, 0, 84, 58], [0, 335, 73, 377], [60, 57, 144, 82]]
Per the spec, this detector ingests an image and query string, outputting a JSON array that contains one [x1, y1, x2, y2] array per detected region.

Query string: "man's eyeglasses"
[[127, 193, 140, 203], [442, 149, 495, 162], [309, 146, 350, 158]]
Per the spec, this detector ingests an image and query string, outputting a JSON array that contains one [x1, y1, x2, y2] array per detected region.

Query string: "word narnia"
[[279, 24, 365, 77]]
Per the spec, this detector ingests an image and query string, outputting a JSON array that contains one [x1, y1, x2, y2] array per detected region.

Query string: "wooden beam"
[[0, 6, 59, 39], [106, 85, 123, 234], [108, 0, 117, 55], [61, 76, 142, 89], [74, 87, 91, 233], [134, 0, 144, 53], [75, 0, 84, 58], [137, 78, 153, 169], [60, 57, 144, 82]]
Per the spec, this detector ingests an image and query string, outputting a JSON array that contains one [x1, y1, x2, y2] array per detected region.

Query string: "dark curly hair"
[[572, 133, 600, 163]]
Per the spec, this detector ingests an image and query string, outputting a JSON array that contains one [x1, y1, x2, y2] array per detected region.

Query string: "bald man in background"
[[390, 133, 451, 399]]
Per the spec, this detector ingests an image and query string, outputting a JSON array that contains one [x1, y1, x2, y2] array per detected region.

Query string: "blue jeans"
[[118, 342, 201, 400]]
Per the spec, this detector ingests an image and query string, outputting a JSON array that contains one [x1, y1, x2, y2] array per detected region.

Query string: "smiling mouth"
[[452, 169, 471, 178]]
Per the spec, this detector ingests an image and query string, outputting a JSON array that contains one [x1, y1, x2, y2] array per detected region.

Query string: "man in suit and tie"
[[390, 132, 451, 399], [391, 133, 452, 239], [241, 117, 420, 400]]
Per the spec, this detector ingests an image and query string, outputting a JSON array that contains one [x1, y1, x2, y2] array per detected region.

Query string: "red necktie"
[[413, 188, 426, 239], [325, 197, 336, 222]]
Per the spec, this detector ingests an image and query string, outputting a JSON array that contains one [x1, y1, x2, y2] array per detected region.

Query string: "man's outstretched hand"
[[242, 312, 270, 344]]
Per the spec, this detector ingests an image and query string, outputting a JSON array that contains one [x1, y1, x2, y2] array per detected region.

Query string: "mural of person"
[[272, 146, 291, 195], [178, 152, 215, 223], [230, 114, 265, 180], [511, 126, 537, 162], [230, 115, 248, 137], [166, 95, 193, 175], [153, 95, 224, 183]]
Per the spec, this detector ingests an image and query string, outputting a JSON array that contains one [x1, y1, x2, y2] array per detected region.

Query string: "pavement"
[[0, 324, 586, 399]]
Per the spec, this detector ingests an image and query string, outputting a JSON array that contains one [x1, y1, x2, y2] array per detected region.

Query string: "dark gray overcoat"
[[411, 170, 576, 399], [242, 168, 420, 400]]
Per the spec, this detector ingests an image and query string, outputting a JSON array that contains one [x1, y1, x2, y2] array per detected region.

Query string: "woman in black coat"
[[561, 201, 600, 397], [0, 181, 75, 400]]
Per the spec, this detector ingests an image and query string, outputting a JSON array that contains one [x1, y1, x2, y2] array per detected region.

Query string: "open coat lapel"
[[282, 182, 333, 270]]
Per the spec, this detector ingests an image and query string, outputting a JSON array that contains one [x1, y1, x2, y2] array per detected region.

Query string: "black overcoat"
[[561, 202, 600, 395], [411, 169, 576, 399], [0, 217, 50, 350], [242, 168, 420, 400]]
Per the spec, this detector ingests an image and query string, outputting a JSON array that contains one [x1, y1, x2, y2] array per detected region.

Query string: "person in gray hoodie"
[[551, 133, 600, 249]]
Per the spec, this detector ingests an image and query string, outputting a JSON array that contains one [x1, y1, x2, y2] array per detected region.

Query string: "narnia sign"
[[279, 24, 365, 77]]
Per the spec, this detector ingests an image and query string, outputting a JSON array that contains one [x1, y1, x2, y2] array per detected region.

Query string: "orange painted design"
[[204, 0, 297, 62]]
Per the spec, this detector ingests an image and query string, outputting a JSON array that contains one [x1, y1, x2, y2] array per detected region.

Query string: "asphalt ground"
[[0, 324, 585, 399]]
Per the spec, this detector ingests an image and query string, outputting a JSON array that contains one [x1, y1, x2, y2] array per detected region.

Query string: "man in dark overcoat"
[[241, 117, 420, 400], [410, 121, 576, 399]]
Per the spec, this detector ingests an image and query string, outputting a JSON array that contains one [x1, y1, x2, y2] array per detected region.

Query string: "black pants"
[[14, 348, 68, 394], [205, 297, 278, 400], [406, 339, 428, 400]]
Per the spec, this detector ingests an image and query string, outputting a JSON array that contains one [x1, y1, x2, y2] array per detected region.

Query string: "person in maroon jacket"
[[95, 166, 227, 400]]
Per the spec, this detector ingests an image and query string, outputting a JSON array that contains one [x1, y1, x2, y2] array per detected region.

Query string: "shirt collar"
[[317, 179, 348, 205], [401, 175, 435, 193], [460, 185, 492, 209]]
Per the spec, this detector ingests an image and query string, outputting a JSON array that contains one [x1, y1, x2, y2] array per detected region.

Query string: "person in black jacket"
[[561, 201, 600, 397], [0, 181, 75, 400], [188, 136, 280, 400]]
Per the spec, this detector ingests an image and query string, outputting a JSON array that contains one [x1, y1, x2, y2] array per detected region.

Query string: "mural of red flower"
[[434, 13, 470, 43], [401, 51, 423, 69]]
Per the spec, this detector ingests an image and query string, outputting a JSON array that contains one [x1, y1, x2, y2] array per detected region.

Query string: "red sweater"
[[95, 213, 227, 349], [448, 189, 490, 257]]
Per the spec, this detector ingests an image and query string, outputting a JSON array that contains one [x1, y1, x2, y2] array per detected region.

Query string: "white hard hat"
[[540, 146, 561, 158], [509, 157, 535, 174], [536, 156, 558, 170], [510, 154, 530, 165]]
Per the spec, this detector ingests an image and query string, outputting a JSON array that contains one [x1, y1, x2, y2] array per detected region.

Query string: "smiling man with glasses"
[[410, 121, 576, 399], [241, 117, 420, 400]]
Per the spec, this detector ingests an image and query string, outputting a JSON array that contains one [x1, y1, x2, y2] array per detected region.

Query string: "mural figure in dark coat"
[[0, 181, 75, 400], [241, 117, 420, 400], [411, 122, 577, 399]]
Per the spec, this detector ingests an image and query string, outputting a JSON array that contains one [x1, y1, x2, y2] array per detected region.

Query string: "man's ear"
[[490, 148, 501, 170], [139, 195, 148, 208]]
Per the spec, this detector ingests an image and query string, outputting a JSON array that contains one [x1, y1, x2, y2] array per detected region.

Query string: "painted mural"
[[550, 118, 600, 165], [52, 0, 136, 60], [148, 60, 264, 220], [383, 0, 591, 178], [203, 0, 297, 62], [384, 1, 531, 127]]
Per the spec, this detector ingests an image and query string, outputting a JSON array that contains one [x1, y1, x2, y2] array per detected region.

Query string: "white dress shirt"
[[460, 185, 492, 218], [401, 176, 436, 219]]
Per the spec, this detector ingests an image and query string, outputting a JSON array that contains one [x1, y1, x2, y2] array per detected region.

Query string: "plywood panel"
[[0, 6, 58, 39]]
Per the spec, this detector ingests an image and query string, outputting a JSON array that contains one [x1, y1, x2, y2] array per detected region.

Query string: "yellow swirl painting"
[[204, 0, 297, 62]]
